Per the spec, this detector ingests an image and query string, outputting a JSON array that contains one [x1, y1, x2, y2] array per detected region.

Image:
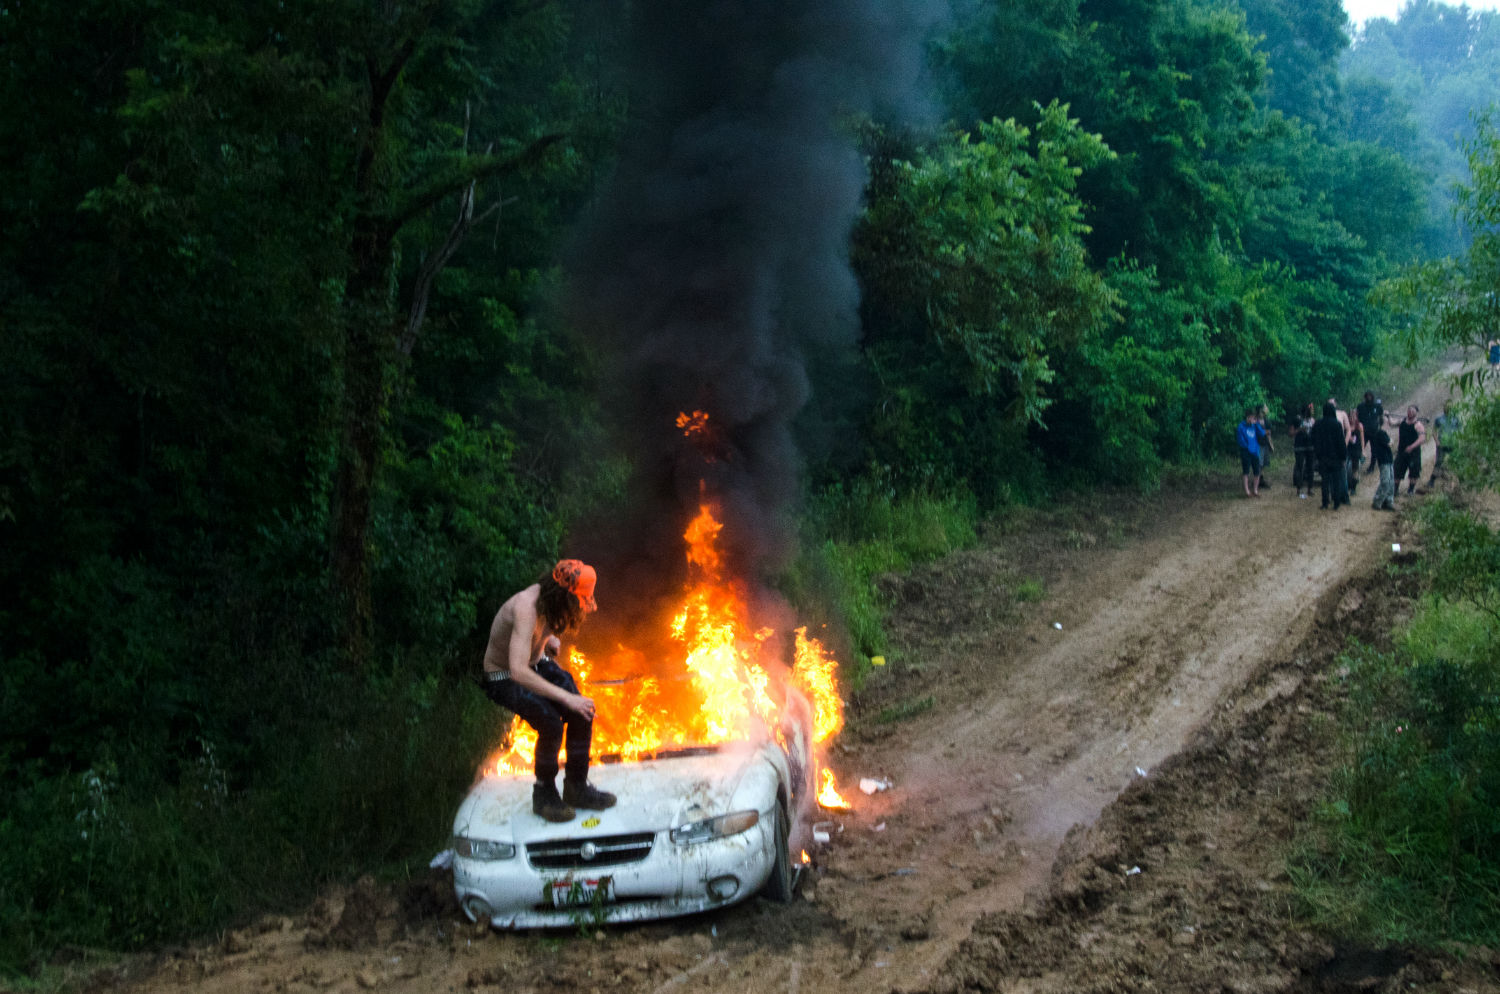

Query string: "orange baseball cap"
[[552, 559, 597, 612]]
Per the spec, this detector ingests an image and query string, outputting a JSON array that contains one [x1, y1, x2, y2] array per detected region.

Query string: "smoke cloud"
[[565, 0, 941, 632]]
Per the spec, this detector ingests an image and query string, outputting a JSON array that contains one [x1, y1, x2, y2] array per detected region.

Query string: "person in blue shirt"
[[1236, 407, 1268, 497]]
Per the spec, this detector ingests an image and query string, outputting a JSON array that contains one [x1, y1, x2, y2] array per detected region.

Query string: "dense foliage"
[[0, 0, 1489, 973], [0, 0, 625, 970]]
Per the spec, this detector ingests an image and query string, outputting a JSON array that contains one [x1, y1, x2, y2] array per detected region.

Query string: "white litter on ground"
[[429, 849, 454, 870], [859, 777, 892, 795]]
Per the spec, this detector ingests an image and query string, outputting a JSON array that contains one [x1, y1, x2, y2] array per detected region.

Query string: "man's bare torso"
[[483, 583, 547, 676]]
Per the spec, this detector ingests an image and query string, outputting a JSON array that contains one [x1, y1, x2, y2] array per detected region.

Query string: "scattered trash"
[[873, 822, 887, 832], [1052, 622, 1063, 630], [1134, 766, 1148, 778], [1392, 543, 1401, 553], [812, 821, 839, 845], [429, 849, 454, 870], [871, 655, 886, 667], [711, 925, 718, 938], [1126, 866, 1142, 876], [859, 777, 892, 795], [892, 868, 917, 876]]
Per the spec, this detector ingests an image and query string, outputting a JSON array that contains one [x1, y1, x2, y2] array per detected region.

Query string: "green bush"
[[1292, 601, 1500, 944], [0, 673, 499, 976], [780, 479, 978, 686]]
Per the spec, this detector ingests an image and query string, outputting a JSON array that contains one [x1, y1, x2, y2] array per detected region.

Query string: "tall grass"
[[0, 674, 499, 978], [1290, 599, 1500, 945], [780, 480, 978, 687]]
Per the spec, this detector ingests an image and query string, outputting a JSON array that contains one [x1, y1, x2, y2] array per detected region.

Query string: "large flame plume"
[[486, 414, 848, 806]]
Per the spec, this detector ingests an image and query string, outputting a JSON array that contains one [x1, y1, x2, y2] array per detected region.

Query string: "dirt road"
[[90, 372, 1491, 994]]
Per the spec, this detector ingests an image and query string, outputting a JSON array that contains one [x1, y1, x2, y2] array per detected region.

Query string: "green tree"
[[1238, 0, 1350, 129], [852, 106, 1116, 500]]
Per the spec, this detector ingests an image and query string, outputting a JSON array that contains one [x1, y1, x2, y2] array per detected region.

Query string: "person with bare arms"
[[482, 559, 616, 822], [1388, 405, 1426, 497]]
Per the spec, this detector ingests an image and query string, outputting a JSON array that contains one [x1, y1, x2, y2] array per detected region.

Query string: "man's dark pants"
[[1393, 449, 1422, 491], [1319, 458, 1348, 508], [485, 660, 594, 784], [1293, 450, 1315, 490]]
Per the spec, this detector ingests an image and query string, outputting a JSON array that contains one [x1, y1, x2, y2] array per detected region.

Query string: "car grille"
[[526, 832, 655, 869]]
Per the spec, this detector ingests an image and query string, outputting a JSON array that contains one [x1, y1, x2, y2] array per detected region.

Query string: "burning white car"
[[450, 699, 815, 927], [452, 496, 847, 927]]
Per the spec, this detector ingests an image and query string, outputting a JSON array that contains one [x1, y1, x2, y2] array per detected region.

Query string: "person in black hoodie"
[[1311, 401, 1350, 509], [1292, 403, 1317, 499]]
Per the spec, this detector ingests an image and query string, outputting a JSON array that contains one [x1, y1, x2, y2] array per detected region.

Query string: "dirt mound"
[[398, 867, 462, 926]]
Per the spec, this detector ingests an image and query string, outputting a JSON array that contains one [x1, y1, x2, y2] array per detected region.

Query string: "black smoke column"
[[566, 0, 938, 631]]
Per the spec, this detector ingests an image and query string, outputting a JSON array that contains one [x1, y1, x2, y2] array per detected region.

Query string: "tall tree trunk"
[[332, 225, 397, 669], [327, 8, 559, 667]]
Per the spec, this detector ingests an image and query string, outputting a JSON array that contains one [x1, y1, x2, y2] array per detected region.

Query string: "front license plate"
[[547, 876, 613, 908]]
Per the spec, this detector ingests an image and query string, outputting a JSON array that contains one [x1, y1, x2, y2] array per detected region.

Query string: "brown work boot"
[[563, 778, 617, 810], [533, 782, 575, 823]]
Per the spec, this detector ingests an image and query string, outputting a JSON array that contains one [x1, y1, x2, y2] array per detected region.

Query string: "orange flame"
[[800, 850, 811, 864], [484, 430, 849, 801], [817, 767, 852, 810], [676, 410, 710, 436]]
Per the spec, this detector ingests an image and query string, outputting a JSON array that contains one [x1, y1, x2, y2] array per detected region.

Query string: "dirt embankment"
[[55, 372, 1499, 994]]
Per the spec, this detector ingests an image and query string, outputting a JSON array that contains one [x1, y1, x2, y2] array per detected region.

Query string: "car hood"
[[453, 744, 771, 844]]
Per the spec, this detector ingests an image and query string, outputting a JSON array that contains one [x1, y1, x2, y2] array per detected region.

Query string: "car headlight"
[[452, 835, 517, 860], [670, 810, 759, 845]]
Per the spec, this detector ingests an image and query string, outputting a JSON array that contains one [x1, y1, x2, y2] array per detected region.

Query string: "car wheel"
[[763, 800, 794, 902]]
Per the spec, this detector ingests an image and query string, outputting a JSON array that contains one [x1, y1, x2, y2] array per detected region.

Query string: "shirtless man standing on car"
[[482, 559, 617, 822]]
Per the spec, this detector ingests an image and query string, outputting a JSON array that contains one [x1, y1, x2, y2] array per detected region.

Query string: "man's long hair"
[[536, 572, 587, 635]]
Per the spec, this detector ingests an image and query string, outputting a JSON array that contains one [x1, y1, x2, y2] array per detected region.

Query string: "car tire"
[[763, 800, 794, 902]]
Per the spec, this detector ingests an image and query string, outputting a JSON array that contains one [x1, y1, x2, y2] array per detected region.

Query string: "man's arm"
[[1410, 422, 1426, 451], [501, 599, 595, 719]]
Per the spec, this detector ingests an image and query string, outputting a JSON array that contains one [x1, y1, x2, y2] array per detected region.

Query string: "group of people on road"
[[1239, 392, 1461, 511]]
